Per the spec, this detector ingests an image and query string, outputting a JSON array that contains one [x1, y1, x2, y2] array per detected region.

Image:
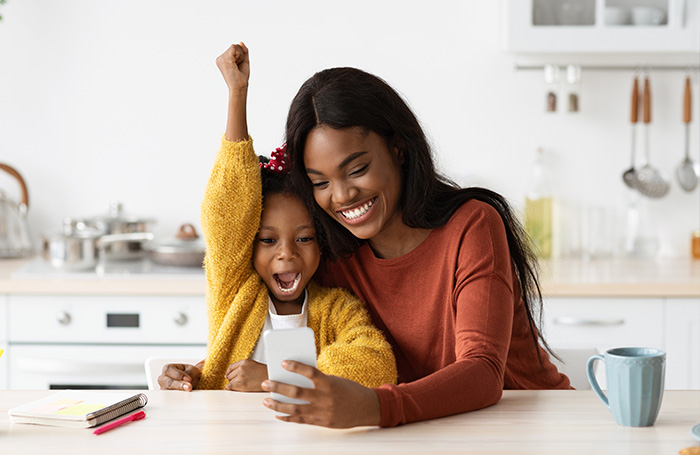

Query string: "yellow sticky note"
[[55, 403, 105, 416], [0, 349, 4, 358]]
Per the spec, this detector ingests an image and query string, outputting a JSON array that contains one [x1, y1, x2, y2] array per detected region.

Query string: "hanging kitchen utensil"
[[544, 64, 560, 112], [676, 76, 699, 191], [0, 163, 34, 258], [144, 223, 206, 268], [622, 76, 640, 189], [566, 64, 581, 112], [635, 75, 671, 198]]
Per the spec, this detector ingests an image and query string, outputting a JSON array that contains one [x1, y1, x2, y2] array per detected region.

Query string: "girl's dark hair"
[[284, 67, 555, 363], [259, 155, 294, 197]]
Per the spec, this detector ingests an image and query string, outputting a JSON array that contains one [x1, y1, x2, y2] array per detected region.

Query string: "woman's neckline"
[[367, 227, 433, 259]]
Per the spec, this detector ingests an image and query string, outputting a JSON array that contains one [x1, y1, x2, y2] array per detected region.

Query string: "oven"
[[6, 295, 207, 389]]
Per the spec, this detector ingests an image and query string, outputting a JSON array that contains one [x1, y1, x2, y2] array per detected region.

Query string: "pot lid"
[[90, 201, 156, 224], [46, 217, 102, 240], [146, 224, 206, 254]]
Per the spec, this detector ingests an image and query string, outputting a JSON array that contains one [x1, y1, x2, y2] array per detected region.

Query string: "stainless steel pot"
[[144, 223, 206, 268], [43, 219, 155, 270], [42, 218, 102, 270], [97, 232, 155, 261], [87, 201, 156, 260]]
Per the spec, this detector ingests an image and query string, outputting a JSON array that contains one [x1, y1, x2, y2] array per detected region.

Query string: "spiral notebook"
[[8, 390, 148, 428]]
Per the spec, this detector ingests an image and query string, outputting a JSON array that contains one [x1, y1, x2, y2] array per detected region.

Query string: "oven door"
[[9, 344, 206, 389]]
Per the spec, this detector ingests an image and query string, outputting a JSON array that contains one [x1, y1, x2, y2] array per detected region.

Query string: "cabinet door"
[[543, 297, 665, 388], [665, 298, 700, 389], [503, 0, 700, 53]]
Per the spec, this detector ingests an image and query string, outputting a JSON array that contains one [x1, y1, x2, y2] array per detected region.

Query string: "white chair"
[[550, 348, 598, 390], [144, 357, 203, 390]]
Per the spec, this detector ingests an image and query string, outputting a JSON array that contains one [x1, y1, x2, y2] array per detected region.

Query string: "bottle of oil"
[[525, 147, 553, 259]]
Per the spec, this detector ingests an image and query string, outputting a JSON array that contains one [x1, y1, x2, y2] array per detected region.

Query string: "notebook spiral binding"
[[89, 393, 148, 426]]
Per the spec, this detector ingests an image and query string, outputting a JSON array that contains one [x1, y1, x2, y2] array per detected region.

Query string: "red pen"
[[93, 410, 146, 435]]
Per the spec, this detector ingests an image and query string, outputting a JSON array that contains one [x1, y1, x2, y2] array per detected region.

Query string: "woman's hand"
[[261, 361, 382, 428], [216, 42, 250, 94], [225, 359, 268, 392], [157, 362, 203, 391]]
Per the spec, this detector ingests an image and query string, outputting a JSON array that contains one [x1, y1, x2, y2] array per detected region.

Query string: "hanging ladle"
[[622, 76, 639, 189], [676, 76, 699, 191], [635, 75, 671, 198]]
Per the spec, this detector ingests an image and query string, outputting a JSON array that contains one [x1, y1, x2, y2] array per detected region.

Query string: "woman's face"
[[303, 126, 404, 242], [253, 193, 320, 307]]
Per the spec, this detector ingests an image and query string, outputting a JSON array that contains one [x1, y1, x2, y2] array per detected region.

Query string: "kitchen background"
[[0, 0, 699, 259]]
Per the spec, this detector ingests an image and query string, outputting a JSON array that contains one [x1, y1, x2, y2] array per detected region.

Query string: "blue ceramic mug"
[[587, 347, 665, 427]]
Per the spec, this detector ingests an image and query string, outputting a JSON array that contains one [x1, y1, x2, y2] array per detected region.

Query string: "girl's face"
[[303, 126, 404, 242], [253, 193, 320, 307]]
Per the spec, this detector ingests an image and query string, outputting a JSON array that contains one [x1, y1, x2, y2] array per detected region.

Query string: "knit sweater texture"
[[318, 199, 572, 427], [197, 137, 397, 390]]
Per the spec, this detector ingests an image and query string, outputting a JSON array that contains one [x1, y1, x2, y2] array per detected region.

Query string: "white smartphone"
[[263, 327, 317, 408]]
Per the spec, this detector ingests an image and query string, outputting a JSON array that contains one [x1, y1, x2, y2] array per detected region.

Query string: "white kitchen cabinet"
[[544, 296, 700, 389], [5, 295, 207, 390], [503, 0, 700, 53], [665, 298, 700, 389], [543, 297, 665, 388]]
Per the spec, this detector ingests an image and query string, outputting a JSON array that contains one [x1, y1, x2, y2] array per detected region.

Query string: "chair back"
[[550, 348, 599, 390]]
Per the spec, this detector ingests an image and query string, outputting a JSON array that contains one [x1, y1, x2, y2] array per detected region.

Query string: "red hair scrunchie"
[[259, 144, 289, 174]]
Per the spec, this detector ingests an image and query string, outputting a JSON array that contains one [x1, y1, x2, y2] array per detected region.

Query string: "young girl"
[[157, 43, 396, 392]]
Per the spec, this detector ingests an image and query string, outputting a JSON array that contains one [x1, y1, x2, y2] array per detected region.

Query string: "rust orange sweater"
[[317, 199, 571, 427]]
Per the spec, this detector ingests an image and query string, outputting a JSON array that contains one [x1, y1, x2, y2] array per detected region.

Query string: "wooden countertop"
[[539, 258, 700, 297], [1, 390, 699, 454], [0, 256, 699, 297]]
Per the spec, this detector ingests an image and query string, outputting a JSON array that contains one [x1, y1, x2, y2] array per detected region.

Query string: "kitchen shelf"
[[503, 0, 700, 54]]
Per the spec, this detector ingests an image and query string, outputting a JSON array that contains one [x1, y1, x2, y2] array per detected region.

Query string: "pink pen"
[[93, 410, 146, 435]]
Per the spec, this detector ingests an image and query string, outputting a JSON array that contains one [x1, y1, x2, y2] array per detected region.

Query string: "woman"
[[259, 67, 571, 428]]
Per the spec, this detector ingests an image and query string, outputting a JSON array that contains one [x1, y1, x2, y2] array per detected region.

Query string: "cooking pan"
[[144, 224, 206, 268]]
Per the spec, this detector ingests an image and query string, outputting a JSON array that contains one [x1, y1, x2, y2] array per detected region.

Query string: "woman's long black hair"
[[285, 67, 554, 363]]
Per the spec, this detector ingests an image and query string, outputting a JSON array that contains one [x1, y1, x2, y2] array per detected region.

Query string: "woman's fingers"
[[260, 362, 381, 428]]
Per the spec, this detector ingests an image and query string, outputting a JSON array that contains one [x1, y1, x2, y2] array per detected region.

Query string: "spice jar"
[[692, 230, 700, 259]]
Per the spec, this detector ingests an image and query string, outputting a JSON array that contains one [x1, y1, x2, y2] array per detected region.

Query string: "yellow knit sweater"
[[197, 137, 397, 390]]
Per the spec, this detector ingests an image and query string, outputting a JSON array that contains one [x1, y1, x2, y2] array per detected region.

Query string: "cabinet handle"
[[56, 312, 72, 326], [173, 312, 188, 326], [553, 316, 625, 327]]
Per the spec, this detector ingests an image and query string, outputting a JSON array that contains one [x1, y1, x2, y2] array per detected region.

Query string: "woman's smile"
[[338, 196, 377, 224]]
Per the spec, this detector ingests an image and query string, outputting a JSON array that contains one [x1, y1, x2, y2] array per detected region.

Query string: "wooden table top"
[[2, 389, 699, 454]]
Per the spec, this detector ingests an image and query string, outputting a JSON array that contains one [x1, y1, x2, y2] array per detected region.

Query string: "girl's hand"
[[216, 42, 250, 93], [225, 359, 268, 392], [158, 363, 203, 392], [261, 361, 382, 428]]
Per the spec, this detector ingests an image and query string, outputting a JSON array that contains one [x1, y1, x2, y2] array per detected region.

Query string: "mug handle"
[[587, 354, 609, 409]]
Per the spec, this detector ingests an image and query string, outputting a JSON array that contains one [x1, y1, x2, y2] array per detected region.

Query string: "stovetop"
[[12, 257, 205, 280]]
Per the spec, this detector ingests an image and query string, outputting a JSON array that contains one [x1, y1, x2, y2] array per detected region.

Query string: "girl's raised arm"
[[215, 42, 249, 142]]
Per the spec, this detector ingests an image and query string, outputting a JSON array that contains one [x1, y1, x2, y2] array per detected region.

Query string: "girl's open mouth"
[[274, 272, 301, 294]]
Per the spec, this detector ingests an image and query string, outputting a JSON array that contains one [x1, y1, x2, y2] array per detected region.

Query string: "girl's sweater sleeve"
[[198, 136, 268, 390], [308, 283, 397, 388]]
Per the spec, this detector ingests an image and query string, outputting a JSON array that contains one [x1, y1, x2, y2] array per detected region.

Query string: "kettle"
[[0, 163, 34, 257]]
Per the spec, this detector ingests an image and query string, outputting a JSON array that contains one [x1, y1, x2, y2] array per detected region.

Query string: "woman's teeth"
[[341, 199, 374, 220], [275, 273, 301, 293]]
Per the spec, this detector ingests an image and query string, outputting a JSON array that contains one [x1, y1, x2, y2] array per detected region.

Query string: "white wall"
[[0, 0, 698, 258]]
